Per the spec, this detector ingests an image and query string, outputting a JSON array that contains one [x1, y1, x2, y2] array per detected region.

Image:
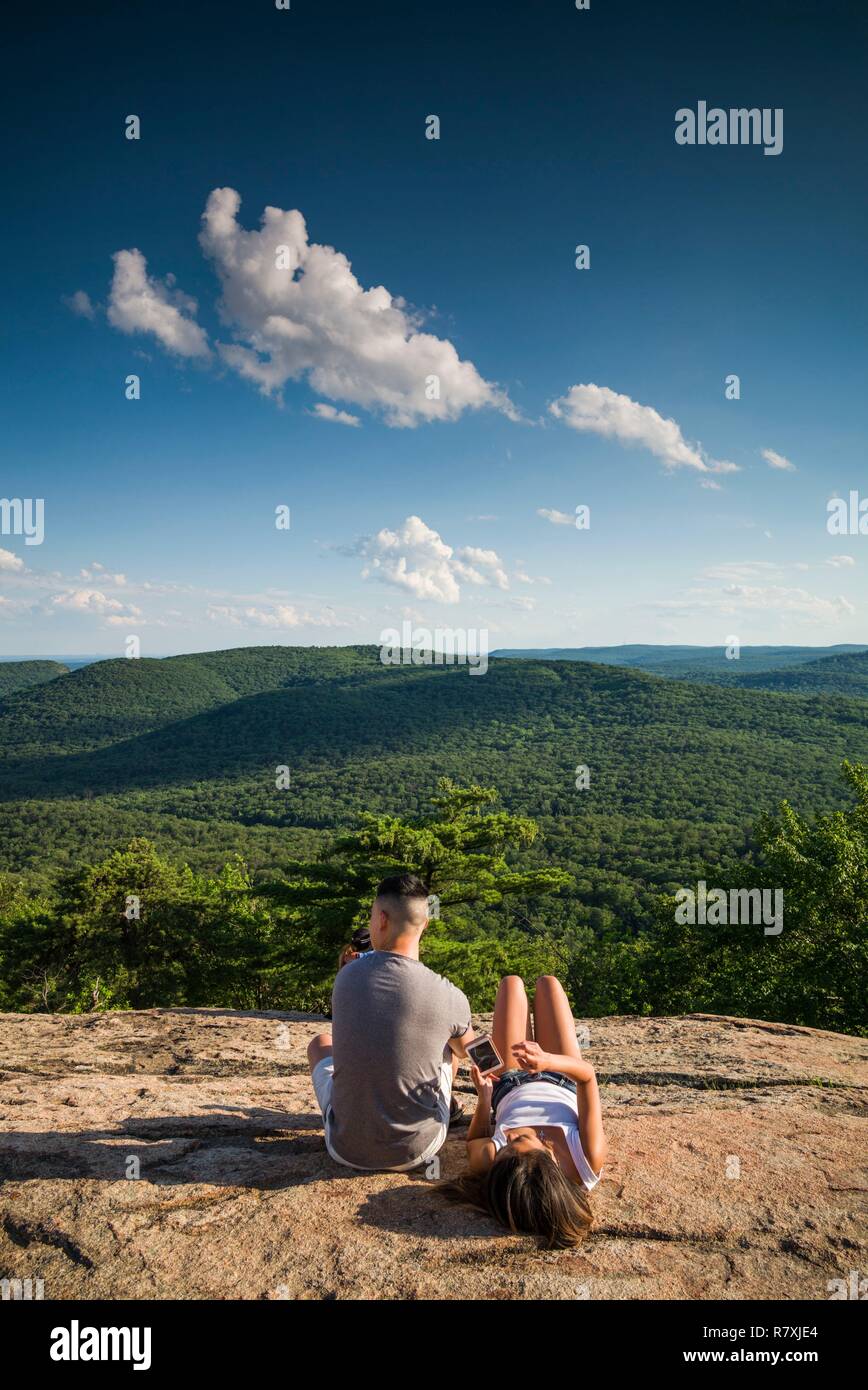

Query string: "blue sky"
[[2, 0, 866, 656]]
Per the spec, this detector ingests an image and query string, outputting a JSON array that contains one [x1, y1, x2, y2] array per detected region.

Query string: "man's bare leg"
[[307, 1032, 333, 1071]]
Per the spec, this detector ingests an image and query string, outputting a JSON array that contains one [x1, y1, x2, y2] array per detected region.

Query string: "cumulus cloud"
[[359, 515, 510, 604], [361, 516, 460, 603], [537, 508, 574, 526], [64, 289, 96, 320], [310, 403, 361, 427], [453, 545, 509, 591], [826, 555, 855, 568], [550, 384, 737, 475], [50, 588, 142, 619], [0, 549, 25, 573], [762, 448, 796, 472], [107, 249, 211, 358], [196, 187, 513, 426]]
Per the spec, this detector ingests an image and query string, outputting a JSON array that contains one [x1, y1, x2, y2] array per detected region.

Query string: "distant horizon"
[[2, 641, 866, 666]]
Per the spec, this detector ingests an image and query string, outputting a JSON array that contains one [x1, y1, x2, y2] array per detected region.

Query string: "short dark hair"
[[375, 873, 429, 902]]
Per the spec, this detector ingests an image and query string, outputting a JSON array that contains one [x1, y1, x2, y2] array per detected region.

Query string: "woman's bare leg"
[[532, 975, 581, 1058], [532, 976, 607, 1173], [492, 975, 532, 1075]]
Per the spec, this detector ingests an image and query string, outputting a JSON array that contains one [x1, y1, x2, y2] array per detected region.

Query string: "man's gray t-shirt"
[[328, 951, 471, 1170]]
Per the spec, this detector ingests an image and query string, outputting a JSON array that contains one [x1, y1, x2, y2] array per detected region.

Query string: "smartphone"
[[465, 1034, 503, 1075]]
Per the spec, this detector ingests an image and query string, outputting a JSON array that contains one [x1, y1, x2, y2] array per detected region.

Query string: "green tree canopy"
[[257, 778, 573, 996]]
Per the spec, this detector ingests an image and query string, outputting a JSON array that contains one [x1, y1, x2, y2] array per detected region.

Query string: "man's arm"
[[448, 1024, 475, 1059]]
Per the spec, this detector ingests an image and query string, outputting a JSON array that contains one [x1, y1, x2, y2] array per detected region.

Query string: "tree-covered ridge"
[[1, 770, 865, 1034], [732, 649, 868, 697], [493, 645, 868, 696], [1, 645, 867, 1029], [2, 652, 868, 816], [492, 644, 867, 678], [0, 645, 378, 757], [0, 660, 69, 698], [1, 648, 868, 902]]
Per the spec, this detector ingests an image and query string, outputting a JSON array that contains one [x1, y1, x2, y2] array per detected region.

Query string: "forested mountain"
[[1, 644, 866, 1029], [493, 644, 868, 684], [0, 659, 69, 698], [0, 645, 376, 756], [732, 649, 868, 697], [1, 645, 868, 889]]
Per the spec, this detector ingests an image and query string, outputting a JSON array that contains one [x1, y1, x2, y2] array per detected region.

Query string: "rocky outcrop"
[[0, 1009, 865, 1300]]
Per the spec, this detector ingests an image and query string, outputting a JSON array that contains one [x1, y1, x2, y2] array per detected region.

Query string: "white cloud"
[[0, 549, 25, 573], [64, 289, 96, 320], [762, 448, 796, 472], [359, 515, 509, 604], [550, 383, 738, 475], [516, 571, 552, 585], [196, 187, 513, 426], [537, 508, 574, 526], [653, 583, 854, 626], [454, 545, 509, 591], [723, 585, 854, 621], [826, 555, 855, 568], [700, 479, 722, 491], [361, 516, 459, 603], [107, 249, 211, 358], [207, 602, 342, 629], [700, 561, 781, 582], [50, 588, 142, 619], [0, 594, 36, 619], [79, 562, 127, 585], [310, 403, 361, 427]]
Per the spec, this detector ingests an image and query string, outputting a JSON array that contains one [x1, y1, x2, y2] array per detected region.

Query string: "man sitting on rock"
[[307, 873, 474, 1171]]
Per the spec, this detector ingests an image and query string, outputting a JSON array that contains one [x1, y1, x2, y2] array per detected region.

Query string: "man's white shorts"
[[311, 1054, 452, 1172]]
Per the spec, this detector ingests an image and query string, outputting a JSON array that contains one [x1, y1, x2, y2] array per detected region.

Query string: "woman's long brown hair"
[[440, 1149, 593, 1249]]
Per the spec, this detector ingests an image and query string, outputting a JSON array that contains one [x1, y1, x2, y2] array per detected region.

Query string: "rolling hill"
[[492, 644, 868, 686], [732, 648, 868, 697], [1, 645, 867, 901], [0, 659, 69, 698]]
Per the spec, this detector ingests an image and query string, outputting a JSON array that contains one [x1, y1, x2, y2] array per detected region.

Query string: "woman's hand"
[[470, 1064, 495, 1103], [512, 1040, 552, 1074]]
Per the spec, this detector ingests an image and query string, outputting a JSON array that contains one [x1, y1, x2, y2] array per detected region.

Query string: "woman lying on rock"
[[441, 974, 607, 1248]]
